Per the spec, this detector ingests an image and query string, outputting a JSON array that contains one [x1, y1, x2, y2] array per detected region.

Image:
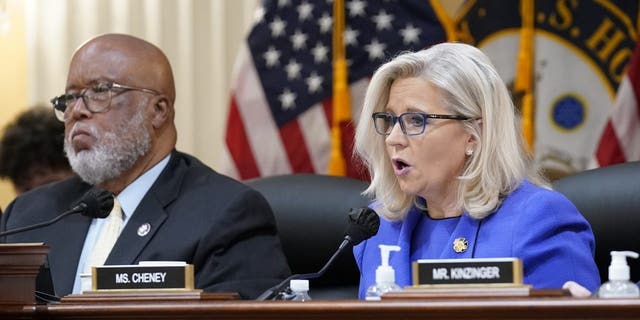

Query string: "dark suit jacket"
[[0, 151, 291, 299]]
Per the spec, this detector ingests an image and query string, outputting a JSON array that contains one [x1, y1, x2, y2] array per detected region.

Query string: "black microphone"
[[0, 187, 114, 237], [256, 207, 380, 301], [72, 187, 114, 219], [342, 207, 381, 249]]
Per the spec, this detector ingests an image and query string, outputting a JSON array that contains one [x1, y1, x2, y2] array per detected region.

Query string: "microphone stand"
[[0, 205, 86, 237], [0, 187, 113, 239], [256, 236, 354, 301]]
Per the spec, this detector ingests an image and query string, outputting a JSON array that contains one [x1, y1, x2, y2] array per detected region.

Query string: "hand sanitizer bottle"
[[365, 244, 401, 301], [597, 251, 640, 298]]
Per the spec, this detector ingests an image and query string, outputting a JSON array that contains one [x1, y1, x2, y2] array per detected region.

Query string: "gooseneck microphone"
[[75, 188, 114, 219], [256, 207, 380, 301], [0, 187, 114, 237]]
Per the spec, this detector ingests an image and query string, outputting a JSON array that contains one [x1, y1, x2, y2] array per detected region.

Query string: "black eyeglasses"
[[372, 112, 474, 136], [50, 82, 159, 122]]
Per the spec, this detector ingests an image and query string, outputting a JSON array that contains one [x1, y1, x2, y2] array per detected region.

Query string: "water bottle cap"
[[290, 279, 309, 292]]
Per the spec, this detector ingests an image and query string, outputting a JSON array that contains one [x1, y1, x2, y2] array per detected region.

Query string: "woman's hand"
[[562, 281, 592, 297]]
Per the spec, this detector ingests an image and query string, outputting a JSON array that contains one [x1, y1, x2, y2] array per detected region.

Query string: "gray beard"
[[64, 111, 151, 185]]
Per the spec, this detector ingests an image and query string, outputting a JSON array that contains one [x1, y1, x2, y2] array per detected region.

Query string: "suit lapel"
[[386, 208, 482, 286], [105, 197, 167, 264], [104, 151, 184, 265], [48, 212, 92, 296], [390, 208, 421, 286]]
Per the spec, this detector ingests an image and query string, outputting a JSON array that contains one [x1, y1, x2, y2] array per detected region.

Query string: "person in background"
[[0, 33, 290, 299], [0, 106, 73, 194], [352, 42, 600, 298]]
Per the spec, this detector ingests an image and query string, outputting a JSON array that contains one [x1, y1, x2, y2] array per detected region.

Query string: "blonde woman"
[[353, 42, 599, 298]]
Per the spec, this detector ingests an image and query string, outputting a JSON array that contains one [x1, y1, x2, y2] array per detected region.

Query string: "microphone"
[[342, 207, 381, 249], [72, 187, 114, 219], [256, 207, 380, 301], [0, 187, 114, 237]]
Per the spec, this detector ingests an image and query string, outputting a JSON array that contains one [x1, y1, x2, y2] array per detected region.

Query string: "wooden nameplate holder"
[[380, 257, 570, 300], [0, 243, 49, 305], [62, 291, 239, 303]]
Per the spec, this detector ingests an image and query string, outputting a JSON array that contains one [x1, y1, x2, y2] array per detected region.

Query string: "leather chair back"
[[246, 174, 370, 299], [553, 161, 640, 282]]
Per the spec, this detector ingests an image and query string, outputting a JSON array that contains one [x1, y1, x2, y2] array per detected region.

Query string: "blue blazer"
[[354, 181, 600, 298]]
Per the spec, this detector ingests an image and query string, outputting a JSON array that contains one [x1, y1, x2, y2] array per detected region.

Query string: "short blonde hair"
[[354, 42, 545, 221]]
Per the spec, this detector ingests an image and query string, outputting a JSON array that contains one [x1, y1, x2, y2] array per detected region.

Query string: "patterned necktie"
[[85, 197, 123, 272]]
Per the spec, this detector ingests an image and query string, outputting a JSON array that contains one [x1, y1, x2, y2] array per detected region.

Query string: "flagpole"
[[515, 0, 535, 154], [328, 0, 350, 176], [429, 0, 456, 41]]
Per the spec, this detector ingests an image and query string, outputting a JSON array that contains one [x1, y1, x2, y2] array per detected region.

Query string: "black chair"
[[246, 174, 370, 299], [553, 161, 640, 282]]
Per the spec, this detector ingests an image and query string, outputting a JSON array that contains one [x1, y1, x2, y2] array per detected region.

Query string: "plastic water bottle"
[[597, 251, 640, 298], [365, 244, 402, 301], [290, 279, 312, 301]]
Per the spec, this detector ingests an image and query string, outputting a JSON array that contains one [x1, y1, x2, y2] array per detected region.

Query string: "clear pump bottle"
[[290, 279, 312, 301], [597, 251, 640, 298], [365, 244, 401, 301]]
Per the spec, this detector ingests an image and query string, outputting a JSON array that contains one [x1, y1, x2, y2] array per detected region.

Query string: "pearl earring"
[[465, 148, 473, 156]]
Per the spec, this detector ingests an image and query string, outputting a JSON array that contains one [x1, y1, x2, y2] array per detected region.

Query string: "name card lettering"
[[92, 264, 194, 291], [412, 258, 523, 286], [114, 271, 167, 284]]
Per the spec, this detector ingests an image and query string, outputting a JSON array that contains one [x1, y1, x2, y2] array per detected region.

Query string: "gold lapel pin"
[[453, 237, 468, 253]]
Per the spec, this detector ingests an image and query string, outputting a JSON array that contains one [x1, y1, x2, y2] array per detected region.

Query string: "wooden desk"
[[3, 295, 634, 320]]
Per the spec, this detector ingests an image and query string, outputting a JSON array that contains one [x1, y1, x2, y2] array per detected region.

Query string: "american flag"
[[595, 43, 640, 166], [221, 0, 446, 180]]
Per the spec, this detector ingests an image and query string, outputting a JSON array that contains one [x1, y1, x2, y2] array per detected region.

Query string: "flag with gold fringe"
[[221, 0, 448, 180], [454, 0, 638, 179]]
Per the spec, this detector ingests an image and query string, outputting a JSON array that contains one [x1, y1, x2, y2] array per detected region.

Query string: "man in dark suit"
[[0, 33, 290, 299]]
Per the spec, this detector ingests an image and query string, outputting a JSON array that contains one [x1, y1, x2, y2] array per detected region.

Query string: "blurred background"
[[0, 0, 461, 208], [0, 0, 637, 209], [0, 0, 262, 207]]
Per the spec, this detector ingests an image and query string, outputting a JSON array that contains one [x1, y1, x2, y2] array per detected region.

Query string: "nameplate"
[[412, 258, 523, 286], [92, 264, 194, 291]]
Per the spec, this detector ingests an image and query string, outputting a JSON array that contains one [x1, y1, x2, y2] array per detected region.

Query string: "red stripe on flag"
[[323, 96, 369, 180], [279, 120, 315, 173], [628, 49, 640, 122], [322, 99, 333, 126], [596, 44, 640, 166], [225, 97, 260, 179], [341, 120, 370, 180], [596, 122, 627, 165]]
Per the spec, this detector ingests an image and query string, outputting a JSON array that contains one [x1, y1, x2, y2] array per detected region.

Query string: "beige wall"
[[1, 0, 259, 211], [0, 0, 463, 211], [0, 0, 26, 210]]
